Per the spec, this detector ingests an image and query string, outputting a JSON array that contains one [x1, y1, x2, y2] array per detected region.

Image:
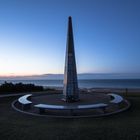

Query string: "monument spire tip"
[[68, 16, 72, 19]]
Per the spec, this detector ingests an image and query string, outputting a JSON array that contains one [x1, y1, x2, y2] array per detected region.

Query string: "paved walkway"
[[0, 93, 26, 98], [32, 93, 110, 105], [0, 91, 52, 98]]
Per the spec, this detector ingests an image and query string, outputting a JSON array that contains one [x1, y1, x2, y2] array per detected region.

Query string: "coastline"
[[1, 79, 140, 89]]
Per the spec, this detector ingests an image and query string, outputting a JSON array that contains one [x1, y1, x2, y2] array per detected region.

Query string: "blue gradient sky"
[[0, 0, 140, 76]]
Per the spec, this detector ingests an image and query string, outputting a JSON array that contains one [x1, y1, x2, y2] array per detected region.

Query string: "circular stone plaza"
[[12, 17, 130, 118]]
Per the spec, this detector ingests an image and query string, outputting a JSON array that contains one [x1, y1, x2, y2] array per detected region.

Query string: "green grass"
[[0, 96, 140, 140]]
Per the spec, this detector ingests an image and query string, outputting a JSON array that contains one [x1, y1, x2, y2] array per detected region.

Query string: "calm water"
[[0, 79, 140, 89]]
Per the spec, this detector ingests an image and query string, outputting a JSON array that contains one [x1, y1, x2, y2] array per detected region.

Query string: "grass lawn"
[[0, 96, 140, 140]]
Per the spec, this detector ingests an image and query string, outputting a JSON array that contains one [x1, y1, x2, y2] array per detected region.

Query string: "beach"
[[1, 79, 140, 88], [0, 79, 140, 97]]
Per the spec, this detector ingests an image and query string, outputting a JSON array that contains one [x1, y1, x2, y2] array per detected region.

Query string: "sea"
[[0, 79, 140, 89]]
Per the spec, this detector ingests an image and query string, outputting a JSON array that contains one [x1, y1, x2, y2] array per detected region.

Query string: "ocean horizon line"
[[1, 73, 140, 80]]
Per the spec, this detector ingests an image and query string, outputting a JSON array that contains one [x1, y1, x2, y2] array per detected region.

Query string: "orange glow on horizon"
[[0, 72, 63, 77], [0, 73, 37, 77]]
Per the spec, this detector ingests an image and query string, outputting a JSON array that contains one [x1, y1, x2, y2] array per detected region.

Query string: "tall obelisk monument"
[[63, 16, 79, 102]]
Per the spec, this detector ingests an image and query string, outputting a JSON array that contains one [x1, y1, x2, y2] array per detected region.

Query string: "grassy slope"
[[0, 97, 140, 140]]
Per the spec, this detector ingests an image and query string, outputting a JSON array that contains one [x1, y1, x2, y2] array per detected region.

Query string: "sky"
[[0, 0, 140, 76]]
